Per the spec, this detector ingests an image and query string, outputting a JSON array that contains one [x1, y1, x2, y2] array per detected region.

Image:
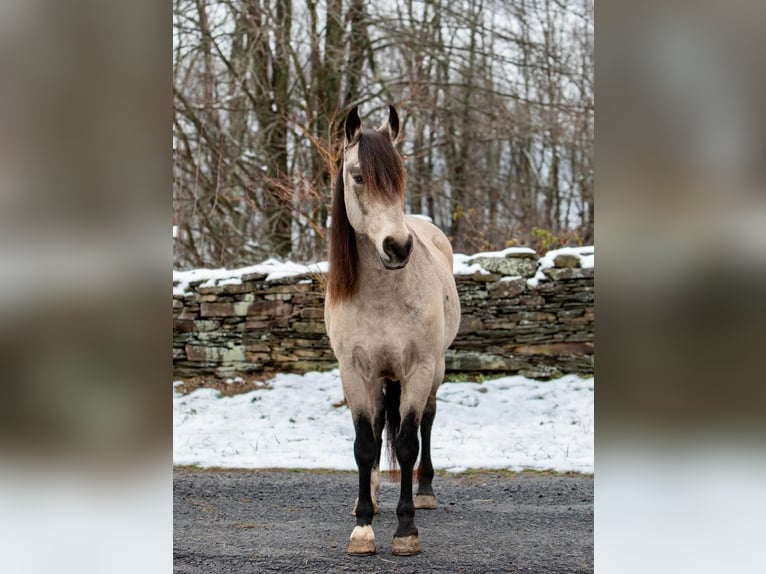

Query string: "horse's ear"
[[344, 106, 362, 146], [378, 105, 399, 143]]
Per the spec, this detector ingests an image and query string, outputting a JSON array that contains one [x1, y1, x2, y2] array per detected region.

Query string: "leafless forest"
[[173, 0, 593, 268]]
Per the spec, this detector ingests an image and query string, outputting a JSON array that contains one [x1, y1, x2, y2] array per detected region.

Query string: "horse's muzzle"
[[381, 234, 413, 269]]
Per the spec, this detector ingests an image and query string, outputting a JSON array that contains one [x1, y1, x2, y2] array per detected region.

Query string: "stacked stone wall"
[[173, 252, 594, 380]]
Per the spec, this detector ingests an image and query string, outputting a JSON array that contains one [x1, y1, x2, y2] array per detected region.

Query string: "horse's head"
[[342, 105, 413, 270]]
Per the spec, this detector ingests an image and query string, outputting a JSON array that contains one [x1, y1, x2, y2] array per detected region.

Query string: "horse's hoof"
[[348, 525, 376, 556], [414, 494, 437, 509], [392, 535, 421, 556]]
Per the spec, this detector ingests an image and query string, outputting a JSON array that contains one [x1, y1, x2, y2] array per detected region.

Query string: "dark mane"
[[327, 164, 358, 304], [327, 130, 406, 305]]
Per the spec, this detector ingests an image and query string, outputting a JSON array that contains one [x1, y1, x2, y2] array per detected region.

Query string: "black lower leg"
[[416, 398, 436, 497], [354, 415, 377, 527], [395, 412, 420, 538]]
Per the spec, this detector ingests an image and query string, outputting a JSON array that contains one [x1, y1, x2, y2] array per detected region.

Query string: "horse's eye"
[[352, 175, 363, 185]]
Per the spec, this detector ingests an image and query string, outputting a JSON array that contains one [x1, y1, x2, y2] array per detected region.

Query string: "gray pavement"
[[174, 468, 593, 573]]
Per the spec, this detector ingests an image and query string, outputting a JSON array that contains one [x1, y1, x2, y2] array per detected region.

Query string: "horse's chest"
[[329, 297, 437, 357]]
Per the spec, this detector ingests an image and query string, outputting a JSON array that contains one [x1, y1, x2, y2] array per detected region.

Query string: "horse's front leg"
[[343, 363, 385, 556], [352, 409, 383, 517], [349, 412, 379, 555]]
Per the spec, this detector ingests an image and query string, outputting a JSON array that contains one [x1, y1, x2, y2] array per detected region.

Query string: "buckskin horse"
[[324, 105, 460, 556]]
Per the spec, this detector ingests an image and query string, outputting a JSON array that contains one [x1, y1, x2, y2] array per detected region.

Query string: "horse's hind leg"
[[414, 394, 438, 510]]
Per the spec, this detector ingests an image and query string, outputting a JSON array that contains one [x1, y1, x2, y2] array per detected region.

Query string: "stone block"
[[201, 301, 251, 317], [175, 308, 199, 320], [488, 277, 527, 299], [542, 267, 594, 281], [247, 300, 293, 317], [512, 342, 594, 356], [184, 343, 245, 364], [445, 350, 520, 371], [470, 255, 537, 277], [264, 293, 292, 301], [244, 342, 270, 353], [241, 272, 267, 281], [518, 295, 544, 306], [196, 285, 226, 295], [266, 283, 314, 294], [294, 321, 327, 334], [289, 360, 337, 373], [300, 308, 325, 320], [467, 272, 502, 282], [518, 311, 557, 322], [553, 253, 581, 268], [174, 319, 196, 333], [220, 283, 251, 294], [458, 316, 484, 334], [560, 316, 591, 325]]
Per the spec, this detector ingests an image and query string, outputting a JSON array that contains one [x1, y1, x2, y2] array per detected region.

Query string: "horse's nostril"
[[382, 236, 397, 259], [404, 234, 413, 256], [383, 236, 412, 263]]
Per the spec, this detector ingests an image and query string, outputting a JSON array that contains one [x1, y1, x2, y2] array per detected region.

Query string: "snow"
[[452, 246, 538, 276], [452, 253, 491, 276], [174, 370, 593, 473], [537, 245, 595, 271], [173, 259, 328, 296], [528, 245, 594, 287], [172, 246, 594, 293], [470, 246, 538, 260]]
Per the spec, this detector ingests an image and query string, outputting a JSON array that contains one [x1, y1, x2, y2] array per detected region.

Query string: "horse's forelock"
[[357, 130, 406, 203]]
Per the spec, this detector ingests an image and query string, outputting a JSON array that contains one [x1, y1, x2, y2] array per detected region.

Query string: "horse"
[[324, 105, 461, 556]]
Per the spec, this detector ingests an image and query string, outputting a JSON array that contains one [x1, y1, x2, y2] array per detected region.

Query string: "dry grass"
[[173, 374, 274, 397]]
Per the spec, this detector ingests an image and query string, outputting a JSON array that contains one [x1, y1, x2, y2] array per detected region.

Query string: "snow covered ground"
[[174, 370, 593, 473]]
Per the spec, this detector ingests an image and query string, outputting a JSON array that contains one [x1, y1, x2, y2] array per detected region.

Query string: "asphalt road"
[[174, 468, 593, 573]]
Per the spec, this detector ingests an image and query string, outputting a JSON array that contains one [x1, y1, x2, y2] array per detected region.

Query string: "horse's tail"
[[384, 379, 401, 479]]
